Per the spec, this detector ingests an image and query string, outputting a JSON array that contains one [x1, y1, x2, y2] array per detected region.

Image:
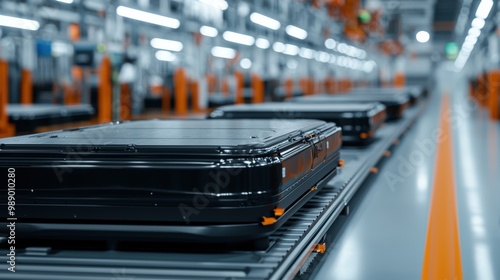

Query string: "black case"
[[0, 119, 341, 243], [293, 93, 410, 121], [349, 87, 423, 105], [209, 102, 386, 144], [8, 104, 95, 132]]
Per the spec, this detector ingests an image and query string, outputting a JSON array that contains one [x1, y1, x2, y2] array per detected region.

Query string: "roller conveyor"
[[0, 100, 426, 280]]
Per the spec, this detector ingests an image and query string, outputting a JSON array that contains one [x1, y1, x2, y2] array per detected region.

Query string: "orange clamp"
[[310, 187, 318, 191], [370, 167, 379, 174], [383, 150, 391, 157], [314, 243, 326, 254], [360, 132, 368, 139], [261, 216, 277, 226], [338, 159, 345, 168], [393, 139, 400, 145], [274, 207, 285, 217]]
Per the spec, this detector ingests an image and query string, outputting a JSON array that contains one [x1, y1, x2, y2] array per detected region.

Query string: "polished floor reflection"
[[312, 69, 500, 279]]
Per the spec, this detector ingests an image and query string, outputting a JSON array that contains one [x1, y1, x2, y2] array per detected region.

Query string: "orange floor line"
[[421, 94, 463, 280]]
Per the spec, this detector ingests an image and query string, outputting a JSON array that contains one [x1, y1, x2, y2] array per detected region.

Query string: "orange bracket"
[[261, 216, 277, 226], [338, 159, 345, 168], [383, 150, 392, 157], [370, 167, 379, 174]]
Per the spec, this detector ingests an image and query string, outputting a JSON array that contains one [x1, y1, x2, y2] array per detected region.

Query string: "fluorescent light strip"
[[285, 25, 307, 40], [283, 44, 299, 56], [155, 50, 176, 62], [0, 14, 39, 31], [211, 46, 236, 59], [56, 0, 73, 3], [250, 12, 281, 30], [150, 38, 183, 52], [255, 38, 270, 49], [299, 48, 314, 59], [240, 58, 252, 69], [200, 26, 218, 37], [468, 27, 481, 37], [471, 18, 485, 29], [476, 0, 493, 19], [116, 6, 180, 29], [272, 42, 285, 52], [222, 31, 255, 46]]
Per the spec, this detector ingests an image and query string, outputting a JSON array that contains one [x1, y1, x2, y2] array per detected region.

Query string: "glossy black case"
[[209, 102, 386, 144], [0, 119, 341, 242]]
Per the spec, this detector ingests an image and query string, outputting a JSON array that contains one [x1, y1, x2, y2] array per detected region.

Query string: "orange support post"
[[98, 56, 112, 123], [190, 80, 201, 113], [285, 79, 294, 99], [394, 72, 405, 88], [20, 69, 33, 104], [252, 74, 264, 103], [477, 74, 488, 107], [174, 68, 188, 116], [234, 71, 244, 104], [487, 70, 500, 120], [0, 60, 15, 137], [221, 78, 230, 96], [119, 83, 132, 121], [206, 73, 216, 93]]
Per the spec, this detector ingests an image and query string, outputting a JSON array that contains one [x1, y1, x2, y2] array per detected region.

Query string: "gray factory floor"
[[311, 71, 500, 279]]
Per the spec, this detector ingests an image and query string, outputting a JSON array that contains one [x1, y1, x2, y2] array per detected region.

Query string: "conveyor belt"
[[0, 101, 426, 280]]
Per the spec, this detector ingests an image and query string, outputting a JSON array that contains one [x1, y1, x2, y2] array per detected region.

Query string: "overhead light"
[[150, 38, 183, 52], [211, 46, 236, 59], [222, 31, 255, 46], [0, 15, 39, 31], [347, 46, 358, 57], [198, 0, 228, 11], [337, 43, 349, 54], [299, 47, 314, 59], [250, 12, 281, 30], [318, 51, 330, 63], [285, 25, 307, 40], [155, 50, 176, 62], [465, 35, 478, 44], [471, 18, 485, 29], [255, 38, 270, 49], [287, 60, 298, 70], [475, 0, 493, 19], [283, 44, 299, 56], [56, 0, 73, 3], [240, 58, 252, 69], [200, 26, 218, 37], [273, 42, 285, 52], [358, 50, 367, 59], [416, 31, 430, 43], [329, 55, 336, 64], [116, 6, 180, 29], [325, 38, 337, 49], [468, 27, 481, 37]]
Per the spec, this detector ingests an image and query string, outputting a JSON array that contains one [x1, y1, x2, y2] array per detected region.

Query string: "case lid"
[[0, 119, 339, 156]]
